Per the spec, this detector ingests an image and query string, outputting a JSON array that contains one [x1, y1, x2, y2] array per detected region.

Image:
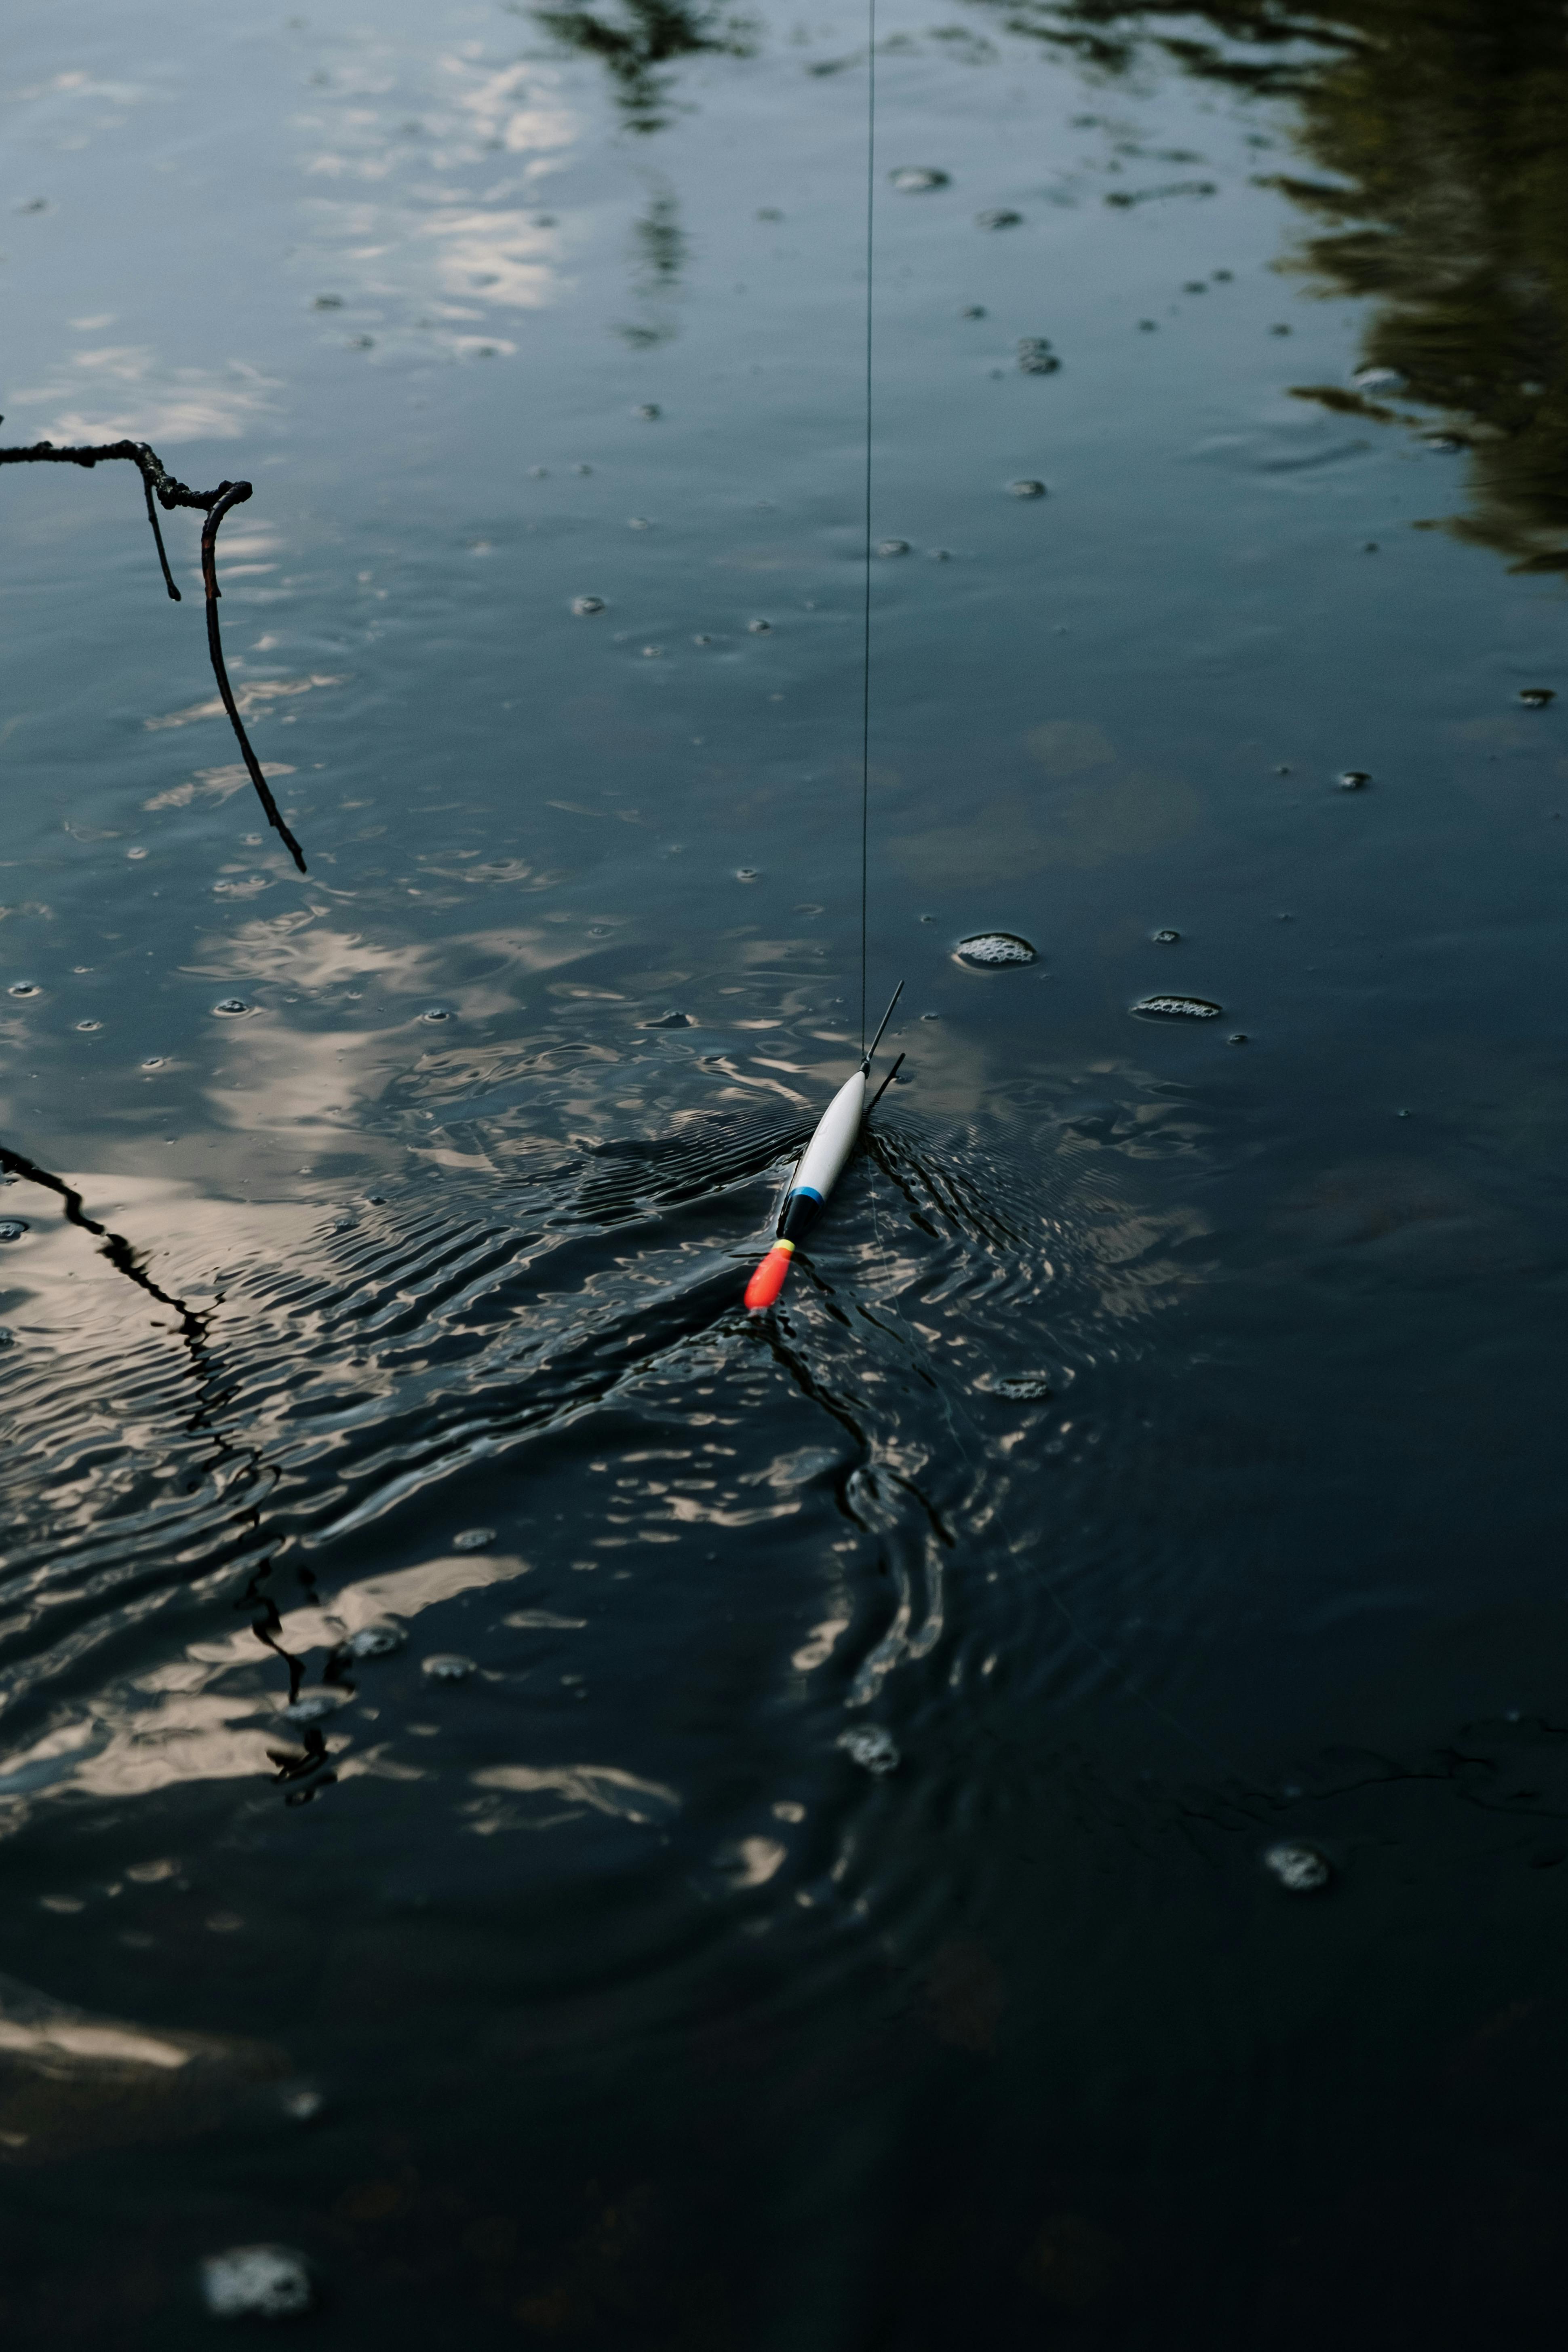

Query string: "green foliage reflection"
[[526, 0, 757, 132], [979, 0, 1568, 571]]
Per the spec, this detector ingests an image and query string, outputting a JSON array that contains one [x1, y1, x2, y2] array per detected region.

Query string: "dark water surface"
[[4, 0, 1568, 2340]]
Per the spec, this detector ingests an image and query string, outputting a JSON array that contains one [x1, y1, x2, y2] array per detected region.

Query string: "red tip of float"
[[744, 1239, 795, 1311]]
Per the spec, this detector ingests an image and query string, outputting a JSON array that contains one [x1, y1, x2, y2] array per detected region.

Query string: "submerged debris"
[[200, 2245, 314, 2321], [839, 1725, 900, 1775], [1262, 1840, 1332, 1893], [889, 166, 949, 192], [347, 1617, 406, 1660], [421, 1653, 476, 1683]]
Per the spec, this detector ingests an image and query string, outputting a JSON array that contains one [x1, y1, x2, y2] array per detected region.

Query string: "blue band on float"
[[789, 1187, 824, 1205]]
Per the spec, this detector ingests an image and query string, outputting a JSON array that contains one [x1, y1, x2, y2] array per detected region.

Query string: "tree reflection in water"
[[970, 0, 1568, 571], [524, 0, 756, 133], [535, 0, 1568, 569]]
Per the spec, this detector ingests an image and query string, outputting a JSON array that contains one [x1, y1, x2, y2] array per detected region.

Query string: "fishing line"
[[859, 0, 877, 1056]]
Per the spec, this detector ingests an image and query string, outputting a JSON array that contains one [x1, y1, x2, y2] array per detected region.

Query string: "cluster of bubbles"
[[1131, 996, 1222, 1020], [955, 932, 1036, 968]]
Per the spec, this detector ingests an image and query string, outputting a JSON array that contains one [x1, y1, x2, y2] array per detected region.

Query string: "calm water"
[[4, 0, 1568, 2340]]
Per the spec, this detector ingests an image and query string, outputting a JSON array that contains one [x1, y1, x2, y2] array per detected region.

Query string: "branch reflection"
[[0, 1143, 334, 1796]]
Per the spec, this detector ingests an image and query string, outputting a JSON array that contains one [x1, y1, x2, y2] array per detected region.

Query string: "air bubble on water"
[[920, 1011, 940, 1020], [877, 539, 910, 557], [212, 998, 249, 1016], [889, 167, 948, 192], [628, 515, 651, 530], [988, 1372, 1054, 1401], [75, 1020, 101, 1033], [1009, 479, 1046, 499], [312, 294, 343, 311], [736, 867, 759, 881], [977, 209, 1022, 229], [422, 1653, 476, 1683], [453, 1527, 495, 1551], [0, 1328, 15, 1348], [348, 1617, 406, 1659], [1353, 365, 1404, 394], [1228, 1032, 1249, 1045], [1017, 338, 1059, 374], [1263, 1840, 1331, 1894], [1152, 928, 1180, 944], [1270, 323, 1292, 335], [573, 462, 593, 474], [644, 1010, 694, 1027], [571, 594, 605, 616], [528, 464, 548, 477], [693, 633, 713, 644], [926, 548, 950, 561], [200, 2246, 314, 2322], [7, 982, 38, 998], [141, 1056, 166, 1069], [278, 2083, 325, 2123], [1138, 319, 1157, 331], [839, 1725, 900, 1775], [641, 645, 663, 658], [1130, 995, 1222, 1020], [955, 932, 1037, 968], [1519, 687, 1555, 708], [1213, 268, 1233, 282], [748, 618, 771, 633], [634, 403, 661, 419], [757, 206, 784, 221], [1423, 432, 1463, 452], [1337, 770, 1370, 790], [1183, 280, 1207, 293], [0, 1222, 29, 1244], [421, 1007, 451, 1022], [960, 304, 986, 318]]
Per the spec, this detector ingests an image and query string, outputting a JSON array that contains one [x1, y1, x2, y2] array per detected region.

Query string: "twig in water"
[[0, 424, 308, 873]]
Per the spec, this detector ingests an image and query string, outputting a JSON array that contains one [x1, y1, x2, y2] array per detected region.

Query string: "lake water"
[[4, 0, 1568, 2341]]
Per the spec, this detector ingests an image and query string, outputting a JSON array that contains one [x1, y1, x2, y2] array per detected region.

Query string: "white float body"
[[790, 1068, 867, 1209]]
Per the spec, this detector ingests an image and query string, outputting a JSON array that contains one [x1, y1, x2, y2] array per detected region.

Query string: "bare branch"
[[0, 426, 309, 872]]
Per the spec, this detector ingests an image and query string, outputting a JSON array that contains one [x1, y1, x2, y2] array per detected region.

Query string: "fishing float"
[[743, 982, 905, 1311], [741, 0, 908, 1317]]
